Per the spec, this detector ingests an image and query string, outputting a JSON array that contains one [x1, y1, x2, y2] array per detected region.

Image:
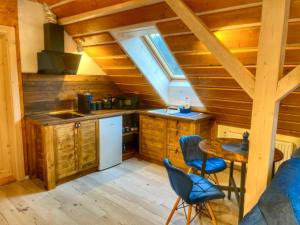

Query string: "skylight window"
[[145, 33, 185, 80]]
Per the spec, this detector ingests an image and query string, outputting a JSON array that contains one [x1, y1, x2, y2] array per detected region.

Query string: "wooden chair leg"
[[165, 197, 181, 225], [206, 202, 217, 225], [186, 205, 193, 225], [213, 173, 220, 185], [187, 167, 193, 174]]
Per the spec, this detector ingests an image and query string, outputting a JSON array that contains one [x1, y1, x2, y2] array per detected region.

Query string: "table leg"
[[238, 163, 247, 223], [272, 162, 275, 178], [228, 161, 234, 200], [201, 153, 208, 177]]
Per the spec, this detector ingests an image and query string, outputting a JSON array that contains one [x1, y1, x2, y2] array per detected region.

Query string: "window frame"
[[143, 34, 186, 80]]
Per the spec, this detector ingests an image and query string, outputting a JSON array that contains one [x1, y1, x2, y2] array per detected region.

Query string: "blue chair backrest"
[[163, 159, 193, 202], [179, 135, 204, 163]]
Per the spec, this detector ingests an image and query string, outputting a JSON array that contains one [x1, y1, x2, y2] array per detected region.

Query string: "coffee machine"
[[77, 93, 93, 114]]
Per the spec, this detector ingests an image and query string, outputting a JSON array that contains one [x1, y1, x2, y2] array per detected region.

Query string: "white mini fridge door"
[[99, 116, 122, 170]]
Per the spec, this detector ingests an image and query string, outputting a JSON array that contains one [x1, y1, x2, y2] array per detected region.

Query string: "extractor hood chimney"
[[37, 23, 81, 75]]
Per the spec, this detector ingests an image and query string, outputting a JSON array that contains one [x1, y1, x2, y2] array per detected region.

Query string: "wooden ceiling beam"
[[165, 0, 255, 98], [36, 0, 75, 9], [58, 0, 164, 25], [276, 65, 300, 101]]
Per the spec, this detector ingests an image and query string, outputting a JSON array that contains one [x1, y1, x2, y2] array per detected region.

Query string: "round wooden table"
[[199, 138, 284, 222], [199, 138, 284, 163]]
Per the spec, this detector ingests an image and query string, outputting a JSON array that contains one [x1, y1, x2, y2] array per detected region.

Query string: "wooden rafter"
[[164, 0, 255, 98], [59, 0, 164, 25], [276, 65, 300, 101]]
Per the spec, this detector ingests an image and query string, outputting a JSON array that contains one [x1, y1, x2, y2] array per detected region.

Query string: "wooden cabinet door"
[[167, 146, 187, 169], [140, 115, 167, 161], [78, 120, 98, 171], [0, 28, 24, 185], [53, 123, 77, 180], [167, 120, 196, 149], [166, 119, 198, 169]]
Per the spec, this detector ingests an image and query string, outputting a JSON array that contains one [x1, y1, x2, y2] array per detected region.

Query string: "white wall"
[[18, 0, 105, 75], [218, 124, 300, 148], [168, 80, 204, 108]]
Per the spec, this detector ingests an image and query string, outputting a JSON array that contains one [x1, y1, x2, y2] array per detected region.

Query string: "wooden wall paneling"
[[202, 98, 253, 110], [78, 35, 165, 107], [183, 66, 295, 77], [46, 0, 262, 18], [175, 49, 300, 67], [74, 32, 115, 46], [64, 1, 264, 36], [195, 88, 251, 102], [83, 43, 125, 57], [158, 0, 300, 36], [189, 77, 240, 88], [22, 74, 123, 115], [53, 0, 131, 18], [165, 0, 256, 99], [164, 22, 300, 53], [103, 68, 141, 75], [94, 58, 135, 67], [58, 0, 165, 25]]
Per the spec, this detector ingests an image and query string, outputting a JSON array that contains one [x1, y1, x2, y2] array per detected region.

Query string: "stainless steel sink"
[[148, 109, 179, 115], [148, 109, 202, 118], [48, 112, 84, 119]]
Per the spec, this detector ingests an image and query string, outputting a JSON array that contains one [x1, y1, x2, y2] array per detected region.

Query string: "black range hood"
[[37, 23, 81, 75]]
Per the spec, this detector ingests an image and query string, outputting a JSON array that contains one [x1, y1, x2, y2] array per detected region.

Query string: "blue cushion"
[[240, 158, 300, 225], [265, 158, 300, 224], [187, 157, 227, 174], [240, 205, 267, 225], [187, 173, 225, 204]]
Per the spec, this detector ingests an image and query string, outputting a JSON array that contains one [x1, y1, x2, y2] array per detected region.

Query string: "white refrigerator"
[[98, 116, 122, 170]]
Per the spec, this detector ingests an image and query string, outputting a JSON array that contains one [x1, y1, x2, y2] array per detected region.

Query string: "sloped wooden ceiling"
[[39, 0, 300, 136]]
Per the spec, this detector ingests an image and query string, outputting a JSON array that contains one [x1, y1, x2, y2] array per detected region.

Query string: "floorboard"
[[0, 158, 239, 225]]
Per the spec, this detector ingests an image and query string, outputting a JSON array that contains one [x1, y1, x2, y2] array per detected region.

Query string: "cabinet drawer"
[[167, 128, 197, 148], [168, 119, 195, 132], [140, 115, 166, 130]]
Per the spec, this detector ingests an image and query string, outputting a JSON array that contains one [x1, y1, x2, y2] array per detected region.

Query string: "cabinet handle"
[[176, 130, 179, 135], [175, 148, 178, 153], [176, 120, 179, 128], [75, 122, 81, 128]]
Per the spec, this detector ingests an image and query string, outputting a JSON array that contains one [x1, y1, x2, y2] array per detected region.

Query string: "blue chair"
[[163, 159, 225, 225], [179, 135, 226, 185]]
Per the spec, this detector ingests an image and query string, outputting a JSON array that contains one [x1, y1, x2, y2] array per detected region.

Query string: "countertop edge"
[[25, 109, 214, 126]]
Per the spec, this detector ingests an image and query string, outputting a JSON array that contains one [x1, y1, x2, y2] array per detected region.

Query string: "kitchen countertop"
[[139, 110, 213, 121], [25, 109, 213, 126]]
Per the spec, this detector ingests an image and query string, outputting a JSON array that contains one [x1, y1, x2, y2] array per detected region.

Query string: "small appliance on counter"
[[77, 93, 93, 114], [117, 95, 139, 109], [102, 95, 113, 109]]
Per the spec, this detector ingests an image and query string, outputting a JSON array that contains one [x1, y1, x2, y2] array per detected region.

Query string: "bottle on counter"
[[184, 96, 191, 109]]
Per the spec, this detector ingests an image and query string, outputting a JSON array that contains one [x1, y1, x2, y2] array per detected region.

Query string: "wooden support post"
[[244, 0, 290, 213], [276, 65, 300, 101], [164, 0, 255, 98]]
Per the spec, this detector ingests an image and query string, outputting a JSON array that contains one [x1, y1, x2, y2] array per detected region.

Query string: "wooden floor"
[[0, 158, 239, 225]]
